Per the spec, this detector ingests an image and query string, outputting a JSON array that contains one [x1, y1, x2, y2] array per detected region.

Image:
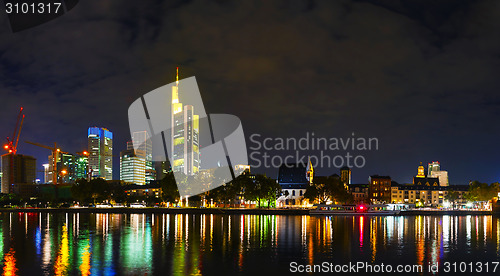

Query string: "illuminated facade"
[[74, 155, 88, 180], [171, 68, 200, 176], [277, 163, 311, 206], [1, 153, 36, 193], [427, 161, 449, 186], [368, 175, 391, 203], [413, 162, 440, 186], [391, 184, 468, 207], [124, 184, 161, 198], [349, 184, 369, 203], [42, 163, 50, 183], [130, 131, 155, 184], [340, 166, 351, 188], [47, 153, 80, 183], [416, 162, 426, 178], [88, 127, 113, 180], [120, 149, 146, 185], [428, 161, 440, 175]]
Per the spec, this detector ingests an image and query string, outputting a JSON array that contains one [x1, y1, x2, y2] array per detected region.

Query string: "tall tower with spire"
[[416, 162, 425, 178], [171, 68, 200, 175]]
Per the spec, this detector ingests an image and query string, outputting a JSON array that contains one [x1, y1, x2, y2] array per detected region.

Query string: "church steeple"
[[416, 162, 425, 178]]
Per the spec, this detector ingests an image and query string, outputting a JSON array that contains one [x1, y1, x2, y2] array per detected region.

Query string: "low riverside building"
[[277, 162, 313, 206], [368, 175, 392, 203], [348, 184, 369, 203], [391, 183, 468, 207], [124, 183, 161, 198]]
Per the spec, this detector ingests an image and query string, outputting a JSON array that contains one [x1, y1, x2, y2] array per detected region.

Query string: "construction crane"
[[25, 141, 67, 184], [3, 107, 25, 154], [2, 107, 25, 190]]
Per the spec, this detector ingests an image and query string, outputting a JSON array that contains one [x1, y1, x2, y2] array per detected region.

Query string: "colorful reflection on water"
[[0, 213, 498, 275]]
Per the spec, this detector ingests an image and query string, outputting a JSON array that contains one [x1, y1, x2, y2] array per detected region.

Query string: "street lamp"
[[60, 169, 67, 184]]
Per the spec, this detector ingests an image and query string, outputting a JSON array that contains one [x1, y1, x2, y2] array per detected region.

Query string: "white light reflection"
[[443, 216, 450, 252], [397, 217, 404, 245], [228, 216, 231, 243], [386, 216, 394, 242], [466, 215, 472, 249]]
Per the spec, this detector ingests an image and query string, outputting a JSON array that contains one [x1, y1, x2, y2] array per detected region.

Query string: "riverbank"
[[0, 207, 311, 215], [400, 210, 493, 216], [0, 207, 497, 216]]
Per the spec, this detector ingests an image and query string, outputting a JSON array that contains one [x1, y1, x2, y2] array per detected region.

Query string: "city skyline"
[[3, 1, 500, 185], [1, 117, 494, 186], [1, 2, 500, 275]]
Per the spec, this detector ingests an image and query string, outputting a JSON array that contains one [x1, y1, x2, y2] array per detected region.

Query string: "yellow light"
[[176, 67, 179, 86], [61, 170, 67, 175], [57, 149, 60, 152]]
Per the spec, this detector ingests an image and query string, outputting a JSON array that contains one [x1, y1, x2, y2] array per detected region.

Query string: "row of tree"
[[302, 175, 353, 204], [159, 170, 281, 207], [69, 170, 282, 208]]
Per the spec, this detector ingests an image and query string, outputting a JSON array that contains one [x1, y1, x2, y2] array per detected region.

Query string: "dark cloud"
[[1, 0, 500, 184]]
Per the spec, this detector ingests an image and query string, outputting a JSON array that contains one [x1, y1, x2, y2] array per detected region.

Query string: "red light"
[[4, 145, 8, 149], [359, 206, 364, 210]]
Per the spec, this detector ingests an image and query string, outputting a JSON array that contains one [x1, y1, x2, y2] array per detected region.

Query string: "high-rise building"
[[88, 127, 113, 180], [130, 131, 155, 184], [154, 160, 171, 180], [46, 152, 87, 183], [74, 154, 88, 180], [120, 149, 146, 185], [42, 163, 50, 183], [1, 153, 36, 193], [427, 161, 449, 186], [171, 68, 200, 176], [428, 161, 440, 175], [47, 152, 77, 183]]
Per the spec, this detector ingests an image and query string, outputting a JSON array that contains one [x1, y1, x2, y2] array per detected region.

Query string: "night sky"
[[1, 0, 500, 185]]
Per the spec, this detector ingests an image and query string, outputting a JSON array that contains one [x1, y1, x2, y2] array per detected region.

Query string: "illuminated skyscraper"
[[428, 161, 440, 175], [47, 152, 77, 183], [74, 154, 88, 180], [88, 127, 113, 180], [428, 161, 449, 186], [120, 148, 146, 185], [45, 152, 87, 183], [171, 68, 200, 175], [130, 131, 155, 184], [1, 153, 36, 193], [42, 163, 50, 183]]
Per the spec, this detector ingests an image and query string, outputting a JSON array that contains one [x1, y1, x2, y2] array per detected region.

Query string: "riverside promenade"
[[0, 207, 496, 216]]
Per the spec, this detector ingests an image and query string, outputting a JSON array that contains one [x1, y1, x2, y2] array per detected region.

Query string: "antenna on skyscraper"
[[176, 67, 179, 86]]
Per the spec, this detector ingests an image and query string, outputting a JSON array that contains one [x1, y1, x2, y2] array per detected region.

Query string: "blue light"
[[88, 127, 100, 137], [103, 129, 113, 139]]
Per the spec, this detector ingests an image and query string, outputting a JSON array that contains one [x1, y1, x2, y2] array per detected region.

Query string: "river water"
[[0, 212, 499, 275]]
